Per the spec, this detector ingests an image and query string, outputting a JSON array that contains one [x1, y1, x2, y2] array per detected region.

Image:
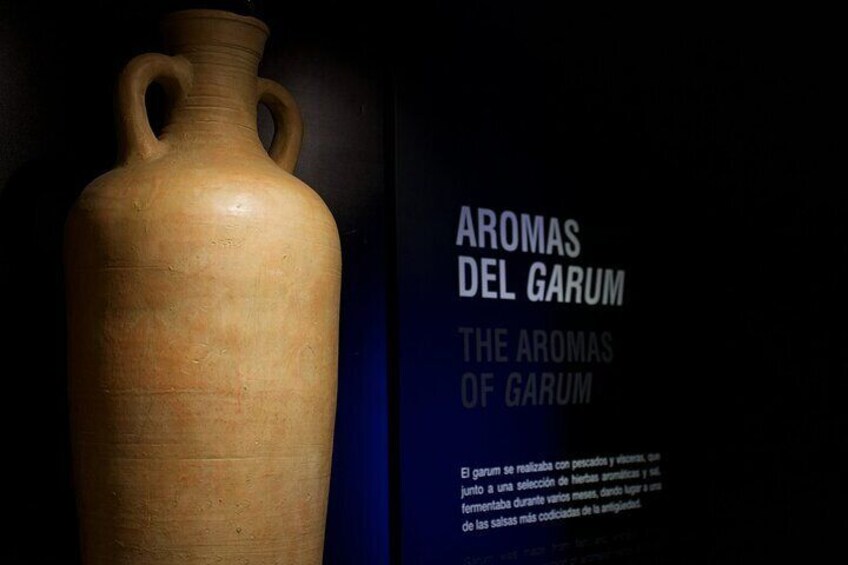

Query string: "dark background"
[[1, 1, 843, 563]]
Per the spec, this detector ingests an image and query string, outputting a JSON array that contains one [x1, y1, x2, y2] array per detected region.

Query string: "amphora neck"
[[161, 10, 270, 148]]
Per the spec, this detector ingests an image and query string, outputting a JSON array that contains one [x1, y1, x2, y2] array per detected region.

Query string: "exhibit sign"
[[393, 43, 669, 563]]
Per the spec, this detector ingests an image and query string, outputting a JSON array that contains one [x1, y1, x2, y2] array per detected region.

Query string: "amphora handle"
[[257, 78, 303, 174], [117, 54, 192, 164]]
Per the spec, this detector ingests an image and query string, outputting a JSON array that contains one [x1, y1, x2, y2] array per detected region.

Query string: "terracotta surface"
[[64, 10, 341, 564]]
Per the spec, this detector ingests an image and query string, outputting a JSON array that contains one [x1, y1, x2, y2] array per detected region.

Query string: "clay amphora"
[[64, 9, 340, 564]]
